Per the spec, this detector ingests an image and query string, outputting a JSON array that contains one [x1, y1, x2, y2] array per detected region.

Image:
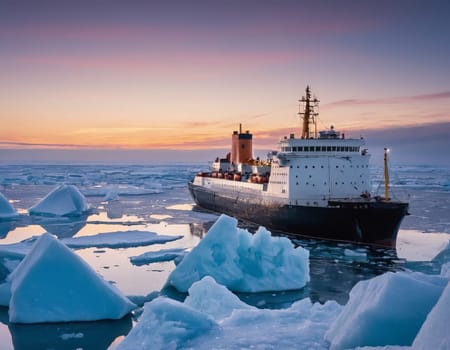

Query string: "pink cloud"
[[325, 92, 450, 107]]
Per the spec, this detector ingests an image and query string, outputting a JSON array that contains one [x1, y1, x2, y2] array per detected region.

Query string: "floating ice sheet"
[[130, 248, 186, 266], [62, 230, 182, 249]]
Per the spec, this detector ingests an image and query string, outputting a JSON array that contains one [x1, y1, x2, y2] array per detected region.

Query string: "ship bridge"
[[266, 87, 371, 205]]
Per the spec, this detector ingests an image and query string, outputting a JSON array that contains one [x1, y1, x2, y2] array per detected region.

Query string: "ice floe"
[[116, 296, 217, 350], [412, 276, 450, 349], [130, 248, 186, 266], [83, 185, 161, 197], [4, 233, 136, 323], [0, 192, 19, 220], [184, 276, 254, 320], [166, 214, 310, 293], [62, 230, 182, 249], [28, 185, 90, 217], [0, 230, 183, 265], [118, 276, 341, 350], [325, 271, 448, 349]]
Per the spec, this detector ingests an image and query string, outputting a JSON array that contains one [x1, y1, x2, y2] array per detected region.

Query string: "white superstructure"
[[193, 86, 372, 208], [268, 130, 370, 206]]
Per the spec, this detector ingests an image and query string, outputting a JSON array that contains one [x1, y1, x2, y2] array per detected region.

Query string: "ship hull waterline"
[[188, 182, 408, 249]]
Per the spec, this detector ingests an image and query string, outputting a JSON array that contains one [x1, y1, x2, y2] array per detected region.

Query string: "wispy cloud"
[[325, 92, 450, 107], [0, 141, 96, 149]]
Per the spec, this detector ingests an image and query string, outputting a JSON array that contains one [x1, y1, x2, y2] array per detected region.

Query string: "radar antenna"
[[299, 86, 319, 139]]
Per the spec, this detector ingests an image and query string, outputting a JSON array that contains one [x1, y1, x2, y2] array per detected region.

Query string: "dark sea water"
[[0, 163, 449, 349]]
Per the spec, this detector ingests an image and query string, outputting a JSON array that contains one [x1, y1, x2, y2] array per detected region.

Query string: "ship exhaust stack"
[[231, 125, 253, 164]]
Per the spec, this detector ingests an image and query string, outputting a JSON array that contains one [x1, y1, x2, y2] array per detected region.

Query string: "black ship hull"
[[188, 182, 409, 248]]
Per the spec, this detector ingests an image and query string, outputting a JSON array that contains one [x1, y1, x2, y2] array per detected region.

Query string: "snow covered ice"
[[62, 230, 182, 249], [166, 214, 310, 293], [325, 271, 448, 349], [2, 233, 136, 323], [28, 184, 90, 217], [0, 192, 18, 219], [118, 276, 342, 350], [413, 270, 450, 350]]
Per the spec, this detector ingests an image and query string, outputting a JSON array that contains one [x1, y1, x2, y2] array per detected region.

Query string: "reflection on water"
[[0, 214, 88, 240], [8, 315, 132, 350], [37, 216, 88, 239], [0, 221, 18, 239]]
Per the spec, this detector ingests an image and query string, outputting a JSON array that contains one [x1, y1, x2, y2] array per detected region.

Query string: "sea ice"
[[129, 248, 186, 266], [116, 297, 217, 350], [62, 230, 182, 249], [440, 261, 450, 278], [7, 233, 136, 323], [0, 230, 182, 264], [412, 279, 450, 350], [184, 276, 254, 320], [325, 271, 448, 350], [118, 276, 341, 350], [0, 192, 19, 219], [166, 214, 310, 293], [28, 184, 90, 216]]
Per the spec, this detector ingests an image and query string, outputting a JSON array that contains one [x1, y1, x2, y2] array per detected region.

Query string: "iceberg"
[[166, 214, 310, 293], [184, 276, 254, 320], [29, 185, 90, 217], [325, 271, 448, 350], [118, 276, 341, 350], [7, 233, 136, 323], [116, 297, 217, 350], [0, 192, 19, 219], [412, 279, 450, 350]]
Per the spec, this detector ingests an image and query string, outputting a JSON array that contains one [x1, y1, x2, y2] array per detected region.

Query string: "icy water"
[[0, 163, 449, 350]]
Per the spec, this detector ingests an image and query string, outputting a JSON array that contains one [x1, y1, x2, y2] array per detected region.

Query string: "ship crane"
[[299, 85, 320, 139]]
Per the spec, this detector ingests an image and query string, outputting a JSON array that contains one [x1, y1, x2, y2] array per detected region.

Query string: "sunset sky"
[[1, 0, 449, 164]]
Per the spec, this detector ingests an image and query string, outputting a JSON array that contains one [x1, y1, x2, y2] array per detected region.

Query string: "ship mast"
[[384, 148, 390, 201], [299, 86, 319, 139]]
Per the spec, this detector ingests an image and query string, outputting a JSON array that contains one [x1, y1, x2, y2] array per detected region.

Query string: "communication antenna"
[[299, 85, 319, 139]]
